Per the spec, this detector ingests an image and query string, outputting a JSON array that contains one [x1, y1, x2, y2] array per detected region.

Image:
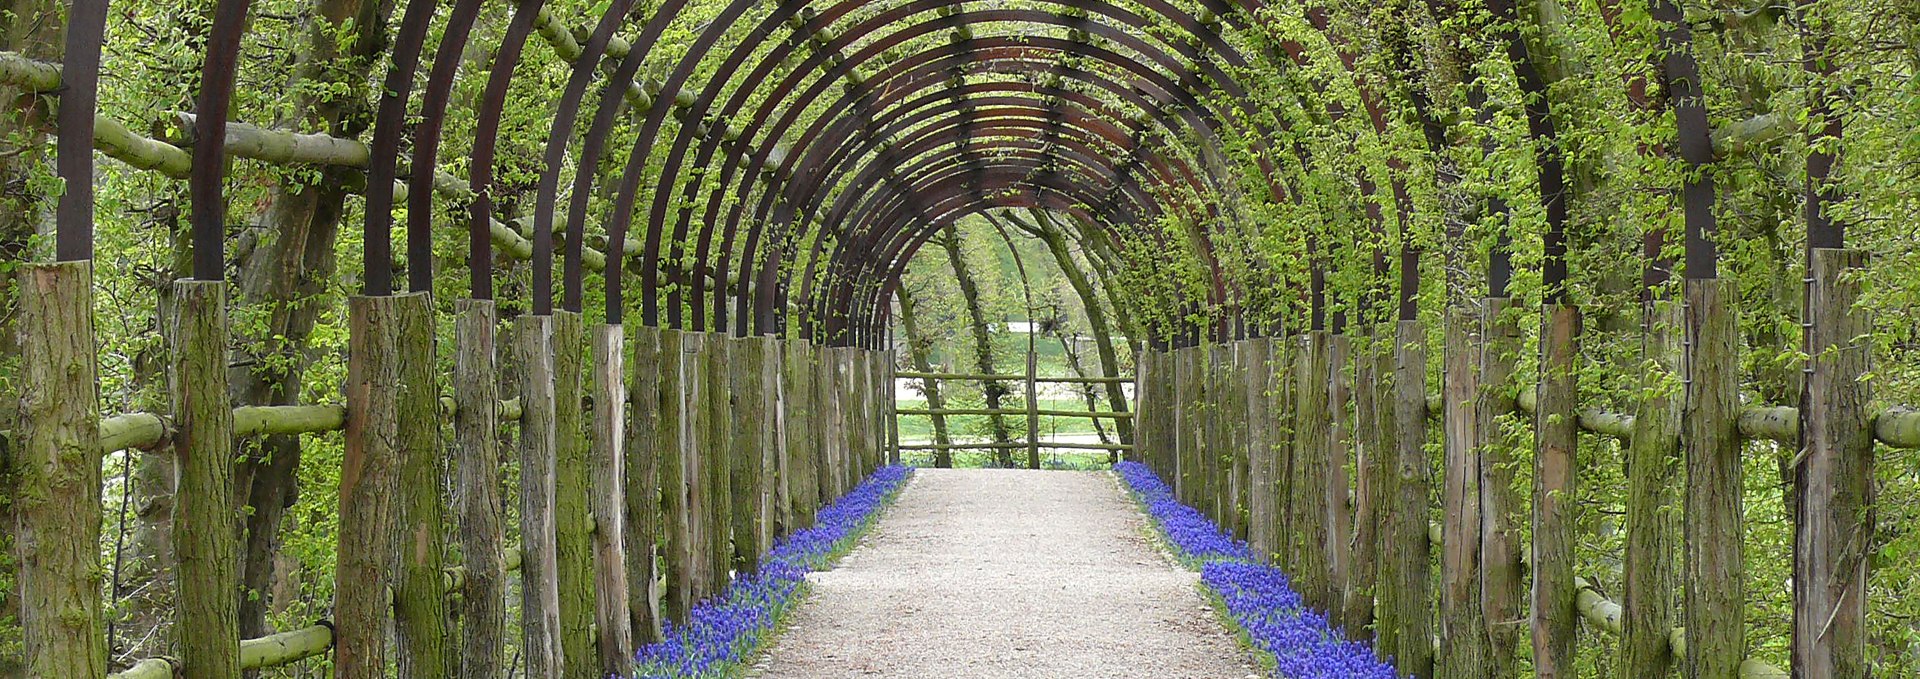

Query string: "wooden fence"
[[893, 370, 1135, 466]]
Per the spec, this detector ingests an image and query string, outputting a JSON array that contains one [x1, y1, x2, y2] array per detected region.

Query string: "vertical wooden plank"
[[513, 315, 563, 679], [656, 328, 694, 624], [1292, 331, 1332, 613], [453, 299, 507, 677], [702, 334, 734, 591], [681, 332, 712, 602], [1244, 339, 1274, 562], [625, 325, 664, 642], [1326, 333, 1355, 632], [588, 324, 634, 676], [1378, 318, 1432, 676], [1345, 333, 1385, 635], [1795, 248, 1872, 679], [389, 293, 446, 679], [17, 263, 109, 679], [551, 311, 596, 679], [1479, 298, 1522, 676], [1438, 307, 1487, 679], [1531, 302, 1581, 678], [1624, 300, 1683, 678], [728, 336, 766, 573], [1683, 278, 1743, 679]]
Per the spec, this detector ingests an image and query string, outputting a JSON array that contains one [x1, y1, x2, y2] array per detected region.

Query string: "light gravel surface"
[[751, 468, 1262, 678]]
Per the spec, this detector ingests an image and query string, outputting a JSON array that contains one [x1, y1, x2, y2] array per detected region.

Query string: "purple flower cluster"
[[1114, 462, 1403, 679], [632, 465, 913, 678]]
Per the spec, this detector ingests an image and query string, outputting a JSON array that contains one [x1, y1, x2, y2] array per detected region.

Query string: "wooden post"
[[513, 315, 563, 679], [551, 311, 596, 679], [1245, 339, 1274, 561], [1027, 343, 1041, 469], [1228, 341, 1250, 541], [625, 325, 665, 642], [17, 262, 109, 679], [1202, 343, 1222, 523], [1272, 337, 1298, 570], [703, 334, 734, 590], [1624, 300, 1683, 678], [1378, 318, 1432, 676], [761, 337, 782, 547], [1345, 333, 1385, 635], [1795, 248, 1872, 679], [1684, 278, 1743, 679], [1438, 307, 1487, 679], [1531, 302, 1581, 678], [1326, 333, 1355, 631], [1478, 298, 1522, 676], [1293, 332, 1332, 612], [454, 299, 507, 677], [386, 293, 446, 679], [680, 332, 712, 601], [588, 323, 634, 676], [1171, 346, 1191, 503], [336, 293, 406, 679], [657, 329, 694, 624], [813, 346, 839, 502], [728, 336, 766, 573], [785, 339, 820, 529], [883, 347, 899, 465]]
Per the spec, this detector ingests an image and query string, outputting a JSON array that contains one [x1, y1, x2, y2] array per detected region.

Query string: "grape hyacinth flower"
[[631, 465, 912, 678], [1115, 461, 1404, 679]]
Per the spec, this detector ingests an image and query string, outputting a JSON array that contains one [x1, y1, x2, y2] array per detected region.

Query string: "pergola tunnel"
[[3, 0, 1919, 677]]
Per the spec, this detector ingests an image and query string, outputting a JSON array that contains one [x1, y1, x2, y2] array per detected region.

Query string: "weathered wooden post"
[[1531, 300, 1582, 678], [1326, 332, 1354, 630], [761, 337, 783, 547], [814, 345, 841, 502], [1243, 339, 1274, 561], [1271, 335, 1299, 569], [657, 328, 694, 623], [336, 293, 412, 679], [1438, 307, 1486, 679], [786, 339, 820, 529], [1795, 247, 1872, 679], [514, 315, 564, 679], [1624, 300, 1683, 677], [1684, 276, 1743, 679], [1171, 346, 1191, 502], [551, 312, 596, 679], [454, 299, 507, 676], [625, 325, 665, 642], [1228, 341, 1250, 541], [728, 336, 767, 573], [1344, 332, 1386, 634], [703, 333, 735, 589], [589, 323, 634, 675], [1478, 298, 1522, 675], [388, 292, 447, 679], [1292, 331, 1332, 613], [881, 345, 899, 465], [16, 262, 110, 679], [1377, 314, 1433, 677], [680, 332, 713, 601]]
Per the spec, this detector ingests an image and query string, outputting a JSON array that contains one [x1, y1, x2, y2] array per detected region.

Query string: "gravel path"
[[751, 468, 1262, 678]]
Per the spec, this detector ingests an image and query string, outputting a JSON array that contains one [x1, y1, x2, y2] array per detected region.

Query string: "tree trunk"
[[1022, 210, 1132, 445], [1683, 279, 1743, 679], [896, 287, 954, 464], [1624, 300, 1683, 679], [938, 224, 1014, 464]]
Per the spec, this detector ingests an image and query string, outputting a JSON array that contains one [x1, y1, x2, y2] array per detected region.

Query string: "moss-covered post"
[[1271, 337, 1298, 569], [785, 339, 820, 529], [702, 334, 734, 590], [728, 336, 766, 573], [1437, 308, 1486, 679], [1345, 334, 1386, 634], [761, 337, 783, 546], [16, 262, 109, 679], [1292, 331, 1331, 613], [1170, 346, 1191, 502], [1795, 248, 1872, 679], [813, 345, 840, 502], [1377, 317, 1432, 676], [388, 293, 446, 679], [1625, 301, 1683, 678], [589, 323, 634, 676], [882, 346, 899, 465], [1325, 333, 1354, 630], [625, 325, 664, 642], [1683, 278, 1743, 679], [1477, 298, 1522, 675], [551, 311, 596, 679], [680, 332, 713, 602], [513, 315, 563, 679], [336, 294, 408, 678], [657, 329, 694, 624], [453, 299, 507, 678], [1531, 302, 1581, 677], [1243, 339, 1274, 562]]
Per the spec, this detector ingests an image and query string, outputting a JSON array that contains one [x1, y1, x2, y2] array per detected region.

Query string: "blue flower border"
[[632, 465, 913, 678], [1114, 461, 1404, 679]]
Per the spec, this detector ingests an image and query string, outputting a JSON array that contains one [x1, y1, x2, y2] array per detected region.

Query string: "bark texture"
[[453, 300, 506, 679]]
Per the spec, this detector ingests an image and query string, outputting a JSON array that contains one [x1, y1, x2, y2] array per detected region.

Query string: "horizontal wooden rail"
[[895, 407, 1133, 419], [91, 397, 525, 453], [895, 370, 1133, 384], [898, 442, 1132, 451], [1428, 388, 1920, 449]]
